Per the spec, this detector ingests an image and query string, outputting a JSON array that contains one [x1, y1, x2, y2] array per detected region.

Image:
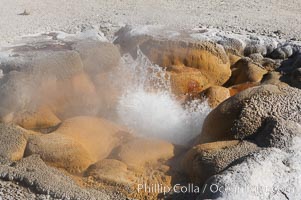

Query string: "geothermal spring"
[[0, 25, 301, 200], [117, 50, 211, 144]]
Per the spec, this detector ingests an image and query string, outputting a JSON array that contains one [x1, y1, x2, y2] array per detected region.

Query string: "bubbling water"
[[117, 50, 211, 145]]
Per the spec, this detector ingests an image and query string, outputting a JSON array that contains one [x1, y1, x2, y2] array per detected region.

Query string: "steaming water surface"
[[117, 51, 211, 144]]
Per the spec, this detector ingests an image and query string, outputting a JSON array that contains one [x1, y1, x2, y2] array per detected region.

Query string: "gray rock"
[[198, 84, 301, 147], [291, 67, 301, 88], [255, 117, 301, 149], [0, 180, 37, 200], [270, 44, 293, 59], [217, 37, 244, 55], [0, 155, 113, 200], [244, 44, 267, 56], [278, 53, 301, 73], [260, 57, 279, 71], [232, 85, 301, 143], [248, 53, 263, 63], [182, 140, 259, 185], [243, 35, 278, 57], [291, 54, 301, 70]]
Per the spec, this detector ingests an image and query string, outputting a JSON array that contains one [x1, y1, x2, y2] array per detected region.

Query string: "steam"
[[117, 50, 211, 145], [0, 33, 211, 145]]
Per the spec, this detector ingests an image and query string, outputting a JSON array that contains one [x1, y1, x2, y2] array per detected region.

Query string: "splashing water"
[[117, 50, 211, 145]]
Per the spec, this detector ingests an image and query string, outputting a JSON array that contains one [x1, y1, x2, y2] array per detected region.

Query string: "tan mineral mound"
[[57, 116, 132, 161], [115, 29, 232, 96], [85, 159, 134, 185], [13, 106, 61, 130], [110, 137, 175, 167], [26, 132, 94, 174], [26, 116, 132, 173]]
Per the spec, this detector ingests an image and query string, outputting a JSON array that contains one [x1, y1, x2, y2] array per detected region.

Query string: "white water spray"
[[117, 50, 211, 145]]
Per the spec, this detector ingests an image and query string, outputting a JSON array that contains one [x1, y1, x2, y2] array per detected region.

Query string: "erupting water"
[[117, 50, 211, 145]]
